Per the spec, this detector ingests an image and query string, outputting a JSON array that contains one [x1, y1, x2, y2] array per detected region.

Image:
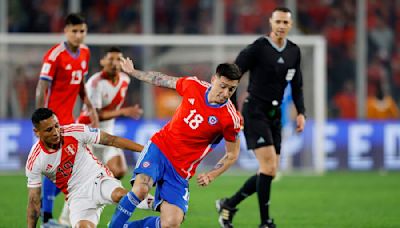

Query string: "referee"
[[216, 7, 306, 228]]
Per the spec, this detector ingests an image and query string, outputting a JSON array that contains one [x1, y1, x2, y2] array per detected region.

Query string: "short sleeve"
[[222, 106, 242, 142], [63, 124, 100, 144], [176, 76, 199, 96], [25, 153, 42, 188], [39, 49, 59, 82]]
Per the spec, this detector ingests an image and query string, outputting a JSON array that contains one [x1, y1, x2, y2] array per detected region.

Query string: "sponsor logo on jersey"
[[64, 144, 77, 156], [188, 98, 195, 105], [143, 161, 150, 168], [81, 61, 87, 69], [89, 127, 98, 132], [65, 64, 72, 70], [277, 57, 285, 64], [208, 115, 218, 125]]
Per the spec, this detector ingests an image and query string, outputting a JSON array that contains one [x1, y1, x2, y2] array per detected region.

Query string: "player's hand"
[[197, 173, 214, 187], [122, 104, 143, 119], [120, 57, 136, 74], [296, 114, 306, 133]]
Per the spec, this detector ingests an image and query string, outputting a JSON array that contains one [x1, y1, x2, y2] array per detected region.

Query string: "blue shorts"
[[131, 142, 189, 213]]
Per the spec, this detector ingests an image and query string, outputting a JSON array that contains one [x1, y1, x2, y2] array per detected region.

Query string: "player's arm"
[[35, 80, 50, 108], [98, 104, 143, 121], [27, 187, 41, 228], [291, 49, 306, 132], [120, 57, 178, 89], [80, 82, 100, 127], [99, 130, 143, 152], [197, 139, 240, 186]]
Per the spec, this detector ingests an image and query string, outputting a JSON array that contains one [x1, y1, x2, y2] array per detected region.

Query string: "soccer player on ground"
[[35, 13, 99, 226], [26, 108, 143, 228], [78, 46, 143, 179], [216, 7, 306, 228], [108, 58, 242, 228]]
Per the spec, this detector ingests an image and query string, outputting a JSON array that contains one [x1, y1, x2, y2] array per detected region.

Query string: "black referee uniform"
[[235, 36, 306, 154]]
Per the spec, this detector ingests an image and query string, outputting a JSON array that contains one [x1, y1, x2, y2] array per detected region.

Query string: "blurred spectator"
[[368, 14, 394, 61], [8, 0, 66, 33], [367, 83, 399, 119], [15, 67, 29, 114], [5, 0, 400, 119], [332, 80, 357, 119], [367, 54, 387, 96], [391, 44, 400, 99]]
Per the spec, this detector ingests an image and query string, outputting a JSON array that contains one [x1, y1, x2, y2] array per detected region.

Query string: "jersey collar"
[[265, 36, 287, 52], [204, 87, 228, 108], [64, 42, 81, 59], [101, 71, 120, 86], [39, 140, 60, 154]]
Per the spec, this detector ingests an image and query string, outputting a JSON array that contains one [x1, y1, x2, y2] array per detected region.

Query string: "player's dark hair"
[[65, 13, 86, 26], [272, 7, 292, 14], [216, 63, 242, 81], [31, 108, 54, 128], [106, 46, 122, 54]]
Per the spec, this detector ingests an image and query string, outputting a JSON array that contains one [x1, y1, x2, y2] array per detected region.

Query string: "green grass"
[[1, 171, 400, 227]]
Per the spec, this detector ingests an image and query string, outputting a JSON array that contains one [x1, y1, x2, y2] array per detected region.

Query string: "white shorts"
[[68, 173, 122, 227], [92, 144, 126, 165]]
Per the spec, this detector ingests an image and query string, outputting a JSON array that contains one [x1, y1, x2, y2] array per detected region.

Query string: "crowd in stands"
[[6, 0, 400, 119]]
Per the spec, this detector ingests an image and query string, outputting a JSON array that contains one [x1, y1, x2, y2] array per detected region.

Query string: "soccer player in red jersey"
[[109, 58, 242, 228], [34, 13, 99, 225]]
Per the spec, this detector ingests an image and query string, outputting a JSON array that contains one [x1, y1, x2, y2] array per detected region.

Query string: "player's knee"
[[132, 183, 150, 200], [111, 168, 126, 180], [160, 215, 183, 228], [259, 164, 277, 177]]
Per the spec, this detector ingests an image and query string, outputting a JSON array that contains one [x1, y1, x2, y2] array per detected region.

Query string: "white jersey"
[[78, 71, 131, 133], [25, 124, 111, 199]]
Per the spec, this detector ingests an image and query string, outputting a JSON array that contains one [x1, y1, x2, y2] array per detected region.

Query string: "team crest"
[[208, 116, 218, 125], [143, 161, 151, 168], [81, 60, 87, 69], [64, 144, 77, 156]]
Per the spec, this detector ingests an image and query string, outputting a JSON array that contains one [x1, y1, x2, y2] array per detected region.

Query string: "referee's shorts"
[[242, 96, 282, 154]]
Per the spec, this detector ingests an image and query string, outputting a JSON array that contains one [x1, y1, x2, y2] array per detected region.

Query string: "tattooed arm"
[[99, 131, 144, 152], [197, 139, 240, 186], [120, 57, 179, 89], [27, 187, 41, 228]]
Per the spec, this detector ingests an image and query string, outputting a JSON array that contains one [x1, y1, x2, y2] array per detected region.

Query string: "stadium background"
[[0, 0, 399, 227]]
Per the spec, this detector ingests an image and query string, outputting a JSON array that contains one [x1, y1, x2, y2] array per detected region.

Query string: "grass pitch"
[[1, 171, 399, 227]]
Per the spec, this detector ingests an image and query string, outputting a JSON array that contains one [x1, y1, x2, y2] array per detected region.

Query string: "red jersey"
[[39, 42, 90, 125], [151, 77, 241, 179]]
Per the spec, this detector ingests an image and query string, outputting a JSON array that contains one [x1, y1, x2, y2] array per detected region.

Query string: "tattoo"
[[27, 188, 41, 227], [212, 162, 224, 171], [133, 70, 178, 89], [100, 132, 116, 146]]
